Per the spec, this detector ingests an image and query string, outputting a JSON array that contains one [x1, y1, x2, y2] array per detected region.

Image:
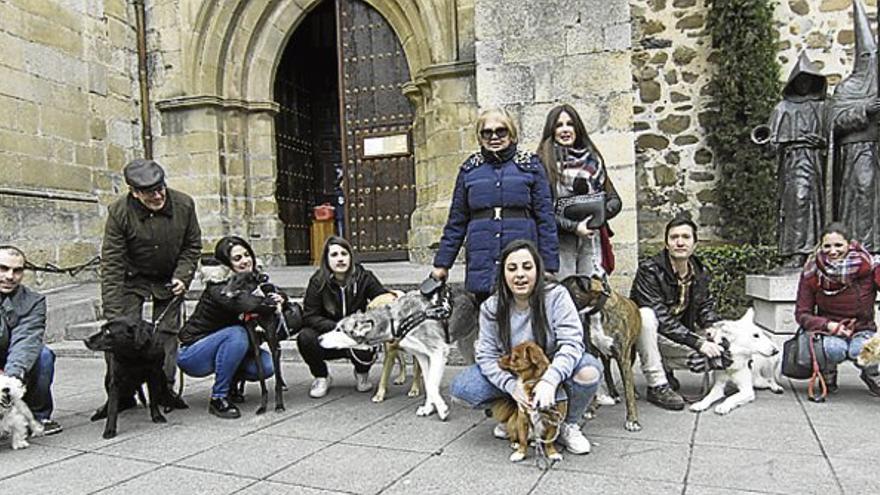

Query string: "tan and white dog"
[[857, 333, 880, 368], [690, 309, 780, 415], [0, 375, 43, 450]]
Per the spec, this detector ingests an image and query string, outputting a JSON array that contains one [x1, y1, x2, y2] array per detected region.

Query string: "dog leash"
[[512, 390, 564, 471]]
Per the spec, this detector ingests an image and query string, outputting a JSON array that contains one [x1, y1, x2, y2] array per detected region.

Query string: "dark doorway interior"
[[274, 0, 340, 265]]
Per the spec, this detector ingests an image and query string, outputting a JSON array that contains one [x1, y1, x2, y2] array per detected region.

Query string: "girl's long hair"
[[491, 239, 551, 353], [318, 236, 356, 290], [536, 104, 605, 195]]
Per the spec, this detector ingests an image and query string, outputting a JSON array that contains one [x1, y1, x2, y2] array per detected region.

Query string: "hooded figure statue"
[[762, 51, 828, 269], [828, 0, 880, 252]]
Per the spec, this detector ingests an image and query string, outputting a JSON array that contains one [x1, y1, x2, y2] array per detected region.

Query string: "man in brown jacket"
[[101, 159, 202, 403]]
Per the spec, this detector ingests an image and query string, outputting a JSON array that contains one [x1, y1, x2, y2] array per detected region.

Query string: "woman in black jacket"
[[298, 236, 389, 398], [177, 236, 289, 419]]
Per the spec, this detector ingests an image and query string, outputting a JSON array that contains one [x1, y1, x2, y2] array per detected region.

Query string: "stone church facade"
[[0, 0, 866, 288]]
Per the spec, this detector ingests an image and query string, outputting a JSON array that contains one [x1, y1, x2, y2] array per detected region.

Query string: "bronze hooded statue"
[[828, 0, 880, 253], [755, 51, 827, 269]]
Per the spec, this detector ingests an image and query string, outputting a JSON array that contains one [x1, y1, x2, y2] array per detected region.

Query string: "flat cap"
[[123, 159, 165, 190]]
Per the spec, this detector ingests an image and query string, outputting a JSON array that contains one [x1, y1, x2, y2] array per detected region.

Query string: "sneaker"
[[39, 419, 63, 436], [309, 376, 332, 398], [354, 372, 373, 393], [557, 422, 591, 454], [208, 397, 240, 419], [647, 384, 685, 411], [493, 422, 509, 439]]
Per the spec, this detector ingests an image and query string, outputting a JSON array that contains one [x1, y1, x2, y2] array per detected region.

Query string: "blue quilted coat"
[[433, 146, 560, 294]]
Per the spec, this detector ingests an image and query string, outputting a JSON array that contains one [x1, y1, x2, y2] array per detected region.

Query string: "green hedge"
[[641, 244, 783, 319]]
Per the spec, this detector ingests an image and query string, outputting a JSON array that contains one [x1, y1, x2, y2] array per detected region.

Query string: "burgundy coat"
[[795, 265, 880, 333]]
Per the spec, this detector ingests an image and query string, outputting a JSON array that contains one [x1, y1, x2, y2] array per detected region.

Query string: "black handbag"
[[781, 328, 827, 379], [556, 192, 606, 229]]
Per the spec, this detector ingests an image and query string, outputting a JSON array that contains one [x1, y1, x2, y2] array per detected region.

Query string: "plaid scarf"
[[803, 241, 874, 295]]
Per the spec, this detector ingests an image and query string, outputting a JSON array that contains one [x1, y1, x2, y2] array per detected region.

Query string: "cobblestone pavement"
[[1, 356, 878, 494]]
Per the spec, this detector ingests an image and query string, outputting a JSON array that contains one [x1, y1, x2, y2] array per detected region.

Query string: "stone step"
[[65, 321, 102, 341], [51, 336, 470, 366]]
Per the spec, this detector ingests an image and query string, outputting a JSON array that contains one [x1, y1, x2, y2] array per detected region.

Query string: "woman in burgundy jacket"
[[795, 222, 880, 398]]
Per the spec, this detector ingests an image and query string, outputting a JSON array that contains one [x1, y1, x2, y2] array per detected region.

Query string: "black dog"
[[85, 316, 172, 438], [221, 271, 302, 414]]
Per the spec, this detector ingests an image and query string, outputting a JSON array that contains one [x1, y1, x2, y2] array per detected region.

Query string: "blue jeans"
[[177, 325, 274, 398], [450, 352, 602, 424], [22, 346, 55, 421], [823, 331, 875, 366]]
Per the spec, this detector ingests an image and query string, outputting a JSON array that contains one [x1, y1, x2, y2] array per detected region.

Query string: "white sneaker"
[[493, 422, 509, 439], [557, 422, 591, 454], [354, 372, 373, 393], [309, 376, 332, 398]]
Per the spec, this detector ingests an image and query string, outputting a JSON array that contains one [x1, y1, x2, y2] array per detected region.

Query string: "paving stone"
[[177, 433, 329, 479], [811, 422, 880, 459], [381, 454, 542, 495], [0, 443, 79, 479], [684, 484, 782, 494], [587, 398, 698, 444], [688, 445, 838, 494], [96, 424, 243, 463], [694, 412, 822, 456], [99, 465, 252, 494], [0, 453, 155, 494], [270, 443, 428, 494], [236, 481, 350, 494], [537, 470, 683, 495], [828, 456, 879, 494], [561, 436, 690, 483], [345, 400, 481, 453]]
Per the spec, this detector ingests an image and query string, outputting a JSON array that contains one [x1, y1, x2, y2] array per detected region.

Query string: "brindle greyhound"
[[561, 274, 642, 432]]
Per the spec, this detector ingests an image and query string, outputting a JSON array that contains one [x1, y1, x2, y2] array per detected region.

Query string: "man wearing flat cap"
[[100, 159, 202, 407]]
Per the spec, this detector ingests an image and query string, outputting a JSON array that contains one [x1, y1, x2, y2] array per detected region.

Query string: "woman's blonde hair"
[[474, 107, 519, 145]]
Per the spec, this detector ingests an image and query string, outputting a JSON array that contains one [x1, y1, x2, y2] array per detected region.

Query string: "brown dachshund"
[[491, 341, 567, 463]]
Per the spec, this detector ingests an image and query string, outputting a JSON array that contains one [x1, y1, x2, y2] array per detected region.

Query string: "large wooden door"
[[336, 0, 415, 261]]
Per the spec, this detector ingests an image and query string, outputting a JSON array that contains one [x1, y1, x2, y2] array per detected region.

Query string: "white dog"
[[0, 375, 44, 449], [690, 309, 780, 415]]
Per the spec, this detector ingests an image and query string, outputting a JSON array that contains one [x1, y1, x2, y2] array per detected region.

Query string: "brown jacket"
[[101, 188, 202, 318]]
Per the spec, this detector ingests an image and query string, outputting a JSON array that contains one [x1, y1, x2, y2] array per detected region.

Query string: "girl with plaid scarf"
[[795, 222, 880, 398]]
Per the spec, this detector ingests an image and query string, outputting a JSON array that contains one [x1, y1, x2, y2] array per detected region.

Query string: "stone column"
[[473, 0, 638, 281]]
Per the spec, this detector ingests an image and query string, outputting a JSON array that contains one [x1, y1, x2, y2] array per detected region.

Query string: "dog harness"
[[386, 277, 455, 343]]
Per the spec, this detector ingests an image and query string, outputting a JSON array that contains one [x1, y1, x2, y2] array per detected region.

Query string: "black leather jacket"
[[629, 250, 721, 350], [303, 265, 388, 334]]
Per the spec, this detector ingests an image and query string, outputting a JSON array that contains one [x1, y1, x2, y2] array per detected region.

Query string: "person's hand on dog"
[[431, 267, 448, 282], [699, 340, 723, 358], [532, 380, 556, 410], [169, 278, 186, 296]]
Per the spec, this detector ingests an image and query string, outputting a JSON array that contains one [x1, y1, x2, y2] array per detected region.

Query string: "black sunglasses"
[[479, 127, 509, 140]]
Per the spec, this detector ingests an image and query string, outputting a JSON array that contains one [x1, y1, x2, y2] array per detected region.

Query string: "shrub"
[[705, 0, 781, 244]]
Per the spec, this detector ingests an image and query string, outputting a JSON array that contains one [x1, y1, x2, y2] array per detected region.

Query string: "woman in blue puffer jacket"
[[432, 107, 559, 303]]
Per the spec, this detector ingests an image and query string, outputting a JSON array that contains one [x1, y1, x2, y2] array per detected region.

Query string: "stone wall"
[[0, 0, 141, 288], [632, 0, 871, 247], [473, 0, 640, 282]]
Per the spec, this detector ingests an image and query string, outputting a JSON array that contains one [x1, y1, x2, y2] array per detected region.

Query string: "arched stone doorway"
[[273, 0, 416, 264]]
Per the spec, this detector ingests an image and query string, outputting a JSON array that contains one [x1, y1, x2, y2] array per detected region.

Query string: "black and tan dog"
[[561, 274, 642, 432], [491, 341, 567, 463], [85, 316, 171, 439]]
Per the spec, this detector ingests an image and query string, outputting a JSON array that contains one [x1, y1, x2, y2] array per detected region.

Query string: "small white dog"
[[0, 375, 44, 449], [690, 309, 780, 415]]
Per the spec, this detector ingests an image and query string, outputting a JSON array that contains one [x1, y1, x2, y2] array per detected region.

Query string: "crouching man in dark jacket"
[[630, 217, 723, 411], [0, 246, 62, 434]]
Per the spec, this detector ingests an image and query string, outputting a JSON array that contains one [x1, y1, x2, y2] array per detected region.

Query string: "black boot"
[[859, 365, 880, 397], [823, 366, 838, 394], [209, 397, 241, 419]]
